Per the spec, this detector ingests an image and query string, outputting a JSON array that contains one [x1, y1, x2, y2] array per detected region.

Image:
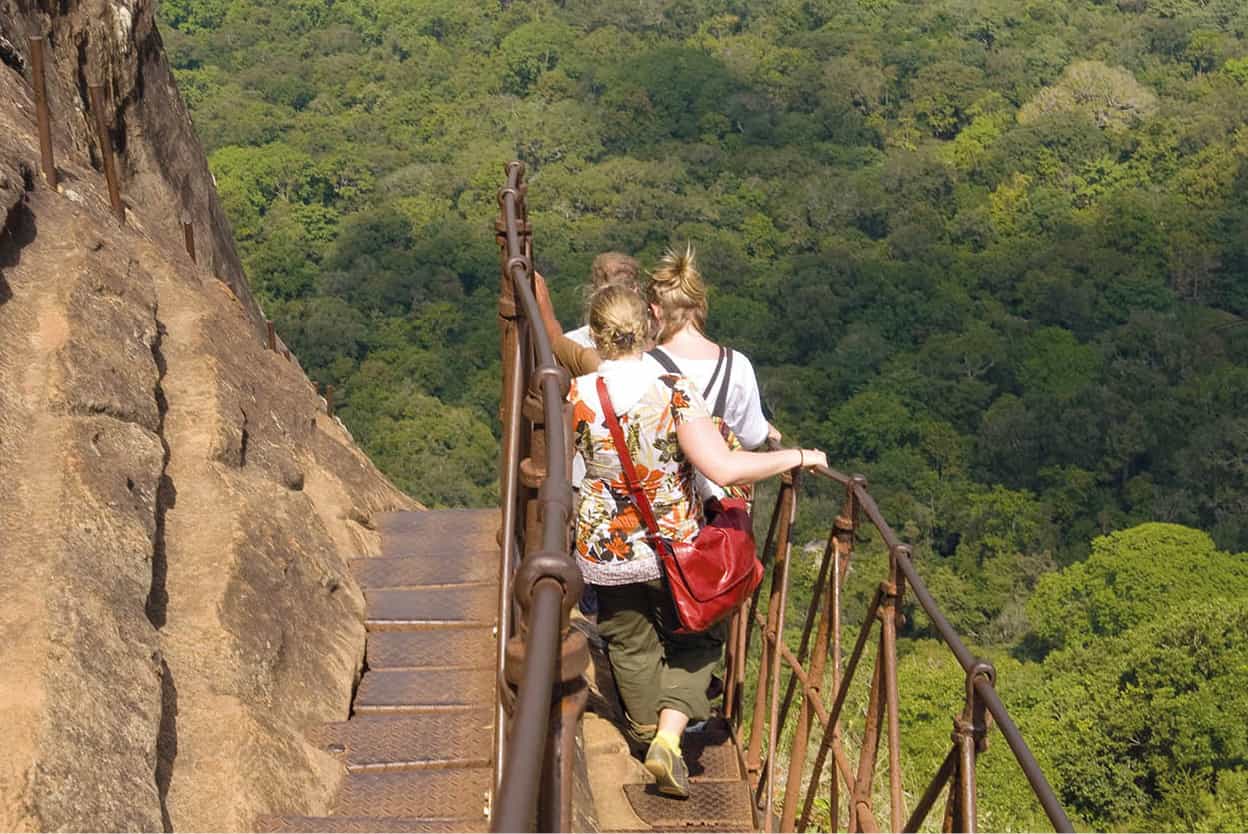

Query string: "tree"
[[1026, 523, 1248, 653], [1019, 61, 1158, 130]]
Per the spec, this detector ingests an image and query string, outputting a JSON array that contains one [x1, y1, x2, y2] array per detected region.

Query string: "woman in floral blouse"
[[568, 284, 826, 798]]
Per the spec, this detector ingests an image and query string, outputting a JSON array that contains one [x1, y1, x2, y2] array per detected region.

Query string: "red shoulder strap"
[[596, 376, 662, 541]]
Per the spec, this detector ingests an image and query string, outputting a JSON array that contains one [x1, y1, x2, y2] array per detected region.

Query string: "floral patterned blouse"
[[568, 359, 712, 586]]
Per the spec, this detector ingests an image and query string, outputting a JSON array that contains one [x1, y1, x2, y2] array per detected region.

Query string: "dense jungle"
[[159, 0, 1248, 829]]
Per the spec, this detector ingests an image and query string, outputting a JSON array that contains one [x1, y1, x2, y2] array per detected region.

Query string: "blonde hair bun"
[[648, 243, 708, 342], [588, 284, 650, 360]]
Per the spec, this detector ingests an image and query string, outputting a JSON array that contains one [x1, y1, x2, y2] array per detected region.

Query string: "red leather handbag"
[[597, 377, 763, 634]]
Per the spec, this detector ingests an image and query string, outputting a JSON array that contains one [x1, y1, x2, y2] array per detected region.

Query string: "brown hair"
[[590, 252, 641, 291], [647, 244, 707, 343], [588, 284, 650, 360]]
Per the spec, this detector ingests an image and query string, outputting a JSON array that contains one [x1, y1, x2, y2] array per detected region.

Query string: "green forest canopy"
[[160, 0, 1248, 828]]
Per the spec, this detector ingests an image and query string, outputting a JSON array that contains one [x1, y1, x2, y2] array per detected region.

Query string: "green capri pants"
[[595, 579, 726, 742]]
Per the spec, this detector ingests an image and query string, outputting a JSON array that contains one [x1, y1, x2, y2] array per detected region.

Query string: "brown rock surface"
[[0, 3, 417, 831]]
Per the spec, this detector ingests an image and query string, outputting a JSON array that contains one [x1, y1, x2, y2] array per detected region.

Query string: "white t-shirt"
[[566, 326, 594, 486], [643, 347, 769, 502], [565, 325, 594, 348], [643, 348, 769, 449]]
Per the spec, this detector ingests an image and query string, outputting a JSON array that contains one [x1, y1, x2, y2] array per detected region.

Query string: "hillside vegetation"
[[160, 0, 1248, 828]]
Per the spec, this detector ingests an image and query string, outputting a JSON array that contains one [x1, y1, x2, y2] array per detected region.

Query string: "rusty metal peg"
[[87, 83, 125, 224], [325, 384, 335, 417], [29, 36, 57, 189], [266, 320, 277, 352], [181, 209, 196, 262]]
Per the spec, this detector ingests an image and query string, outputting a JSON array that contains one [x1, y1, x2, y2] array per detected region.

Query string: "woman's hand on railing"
[[767, 422, 783, 445], [798, 448, 827, 471]]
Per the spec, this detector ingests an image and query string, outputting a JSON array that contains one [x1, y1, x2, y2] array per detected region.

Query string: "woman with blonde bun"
[[645, 245, 776, 503], [568, 284, 825, 799]]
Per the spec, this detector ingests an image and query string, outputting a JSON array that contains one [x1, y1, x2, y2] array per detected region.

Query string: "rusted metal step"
[[354, 668, 494, 715], [315, 710, 493, 772], [365, 585, 497, 630], [352, 554, 498, 589], [366, 628, 496, 670], [683, 719, 744, 782], [622, 781, 754, 830], [333, 768, 493, 818], [256, 815, 487, 833], [376, 509, 499, 554]]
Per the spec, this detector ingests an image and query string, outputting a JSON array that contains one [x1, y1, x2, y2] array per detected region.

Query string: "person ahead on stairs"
[[567, 284, 827, 799], [643, 244, 780, 508]]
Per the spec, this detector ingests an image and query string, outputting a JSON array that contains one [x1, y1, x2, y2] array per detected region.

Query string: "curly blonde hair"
[[646, 244, 707, 343], [588, 284, 650, 360]]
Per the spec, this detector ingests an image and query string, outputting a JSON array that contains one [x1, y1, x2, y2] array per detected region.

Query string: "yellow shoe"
[[644, 737, 690, 799]]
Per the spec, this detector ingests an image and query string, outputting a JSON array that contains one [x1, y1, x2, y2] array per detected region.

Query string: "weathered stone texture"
[[0, 2, 418, 831]]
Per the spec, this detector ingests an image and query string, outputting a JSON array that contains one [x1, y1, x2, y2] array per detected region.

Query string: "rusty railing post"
[[950, 663, 993, 834], [181, 209, 196, 262], [325, 384, 334, 417], [87, 82, 124, 224], [29, 35, 57, 189], [849, 632, 886, 833], [779, 525, 836, 831], [266, 320, 276, 352], [882, 545, 907, 831], [755, 469, 798, 830], [746, 482, 788, 786]]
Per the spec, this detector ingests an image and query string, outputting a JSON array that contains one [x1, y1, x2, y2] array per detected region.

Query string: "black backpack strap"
[[702, 347, 726, 402], [650, 345, 731, 419], [647, 347, 681, 374], [712, 348, 733, 420]]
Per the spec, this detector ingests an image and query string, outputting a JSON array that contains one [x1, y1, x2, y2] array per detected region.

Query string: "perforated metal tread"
[[261, 511, 505, 832], [366, 628, 496, 670], [355, 668, 495, 714], [376, 510, 499, 551], [316, 711, 494, 771], [352, 554, 498, 589], [256, 815, 487, 833], [333, 769, 493, 818], [683, 719, 744, 782], [366, 586, 498, 629], [623, 781, 755, 830]]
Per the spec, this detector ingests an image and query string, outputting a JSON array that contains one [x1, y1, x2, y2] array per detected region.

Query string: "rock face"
[[0, 2, 417, 830]]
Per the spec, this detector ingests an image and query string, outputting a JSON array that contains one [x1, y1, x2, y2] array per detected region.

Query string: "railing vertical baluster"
[[724, 606, 741, 720], [780, 525, 836, 831], [882, 547, 905, 831], [746, 483, 789, 783], [850, 634, 886, 832], [942, 772, 959, 834], [958, 730, 977, 834], [832, 482, 856, 830], [762, 472, 798, 830]]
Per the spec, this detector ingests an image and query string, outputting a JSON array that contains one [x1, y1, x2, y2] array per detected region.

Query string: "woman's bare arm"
[[676, 418, 825, 487]]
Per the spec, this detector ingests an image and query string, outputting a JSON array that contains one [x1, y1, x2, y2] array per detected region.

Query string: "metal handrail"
[[734, 459, 1073, 833], [491, 163, 579, 832]]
